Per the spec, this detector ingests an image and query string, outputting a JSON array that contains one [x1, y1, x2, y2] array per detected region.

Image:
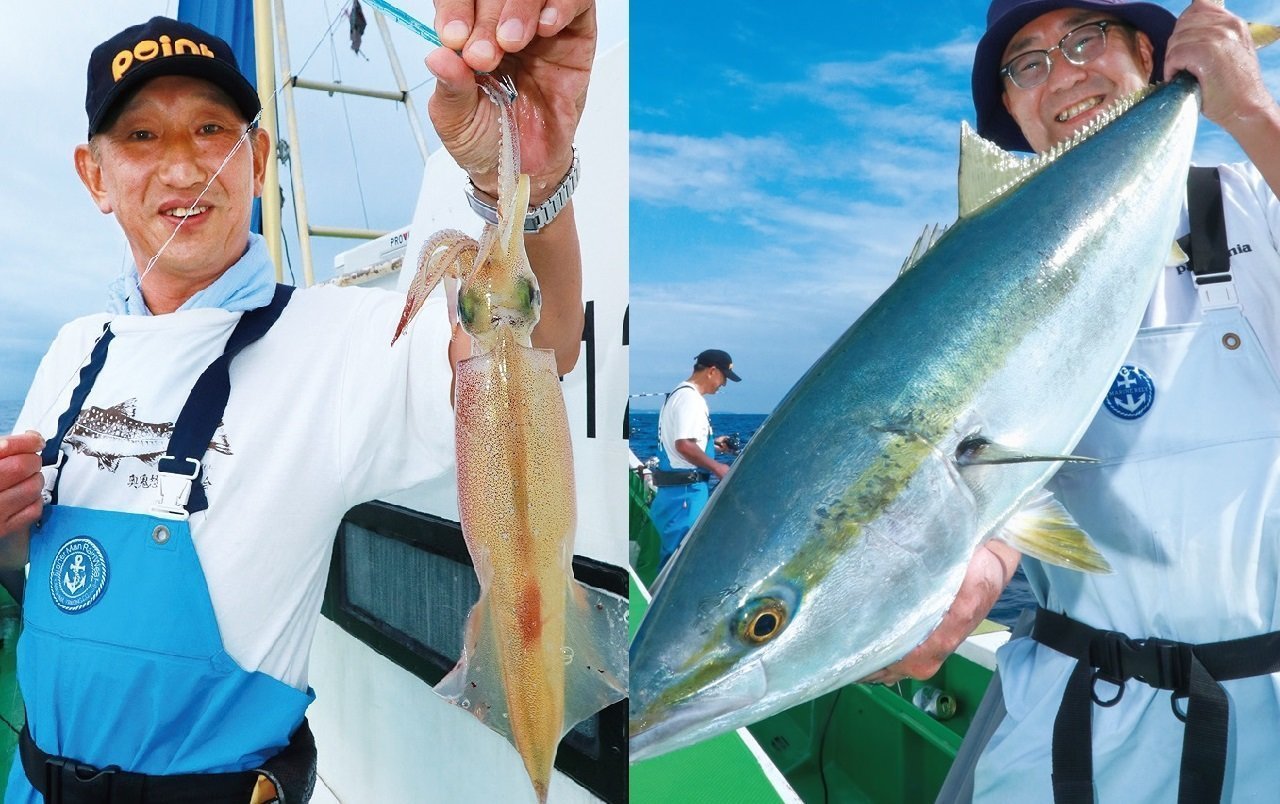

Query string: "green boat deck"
[[628, 476, 999, 802], [0, 589, 21, 784], [629, 569, 997, 803]]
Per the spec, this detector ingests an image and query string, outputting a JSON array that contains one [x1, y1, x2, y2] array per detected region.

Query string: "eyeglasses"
[[1000, 20, 1127, 90]]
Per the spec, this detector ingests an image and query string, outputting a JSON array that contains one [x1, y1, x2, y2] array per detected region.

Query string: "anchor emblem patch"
[[50, 537, 108, 614], [1103, 365, 1155, 420]]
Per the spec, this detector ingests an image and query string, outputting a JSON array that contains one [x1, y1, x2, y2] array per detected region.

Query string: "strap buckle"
[[45, 756, 122, 803], [151, 456, 201, 521], [40, 452, 65, 506], [1129, 637, 1192, 692], [1195, 272, 1239, 310]]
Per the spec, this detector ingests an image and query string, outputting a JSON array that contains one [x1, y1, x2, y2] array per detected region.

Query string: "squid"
[[392, 75, 628, 802]]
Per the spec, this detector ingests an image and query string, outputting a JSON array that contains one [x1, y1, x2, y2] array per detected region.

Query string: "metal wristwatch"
[[465, 147, 579, 234]]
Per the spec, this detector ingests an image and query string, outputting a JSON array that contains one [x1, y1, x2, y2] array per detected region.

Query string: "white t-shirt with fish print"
[[16, 284, 456, 690]]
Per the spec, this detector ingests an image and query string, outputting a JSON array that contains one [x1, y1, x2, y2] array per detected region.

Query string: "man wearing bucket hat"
[[867, 1, 1280, 801], [650, 349, 742, 568], [0, 3, 597, 801]]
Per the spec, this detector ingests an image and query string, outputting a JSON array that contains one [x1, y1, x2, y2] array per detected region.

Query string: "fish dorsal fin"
[[958, 84, 1155, 218], [899, 223, 949, 276], [958, 121, 1040, 218], [995, 491, 1112, 573], [113, 398, 138, 418]]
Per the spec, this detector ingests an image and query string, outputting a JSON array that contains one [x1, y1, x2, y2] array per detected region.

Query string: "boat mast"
[[252, 0, 284, 280], [256, 0, 432, 288]]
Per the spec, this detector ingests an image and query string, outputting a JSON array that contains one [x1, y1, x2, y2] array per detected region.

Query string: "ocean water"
[[0, 400, 20, 435], [628, 410, 1035, 627]]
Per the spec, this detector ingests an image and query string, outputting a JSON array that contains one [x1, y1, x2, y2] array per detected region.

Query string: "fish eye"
[[736, 597, 789, 645]]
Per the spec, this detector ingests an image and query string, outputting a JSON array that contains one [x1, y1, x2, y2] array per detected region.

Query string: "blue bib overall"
[[6, 286, 313, 803], [651, 386, 715, 567]]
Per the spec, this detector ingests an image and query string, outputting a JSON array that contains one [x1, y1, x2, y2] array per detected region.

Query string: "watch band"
[[466, 147, 579, 234]]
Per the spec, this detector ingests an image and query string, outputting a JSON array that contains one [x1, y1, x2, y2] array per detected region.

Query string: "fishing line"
[[324, 0, 372, 229], [817, 686, 845, 804], [138, 1, 353, 286], [27, 3, 357, 433], [361, 0, 443, 46]]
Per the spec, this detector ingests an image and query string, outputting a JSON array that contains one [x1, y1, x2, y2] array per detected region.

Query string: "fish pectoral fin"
[[996, 491, 1112, 574], [1169, 239, 1190, 268], [955, 435, 1097, 466], [1250, 22, 1280, 49]]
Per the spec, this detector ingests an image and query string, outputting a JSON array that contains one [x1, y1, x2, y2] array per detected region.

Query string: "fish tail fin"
[[1250, 22, 1280, 49], [560, 579, 630, 733]]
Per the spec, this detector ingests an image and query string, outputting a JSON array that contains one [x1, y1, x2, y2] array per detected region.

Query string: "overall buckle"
[[152, 456, 200, 521], [40, 453, 66, 506], [1194, 272, 1238, 310], [45, 756, 122, 803], [1128, 637, 1191, 692]]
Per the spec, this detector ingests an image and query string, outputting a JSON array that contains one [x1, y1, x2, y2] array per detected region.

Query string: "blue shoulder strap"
[[159, 284, 295, 514]]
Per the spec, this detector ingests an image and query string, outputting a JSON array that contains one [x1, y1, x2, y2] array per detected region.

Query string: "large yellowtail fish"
[[629, 73, 1206, 760], [393, 75, 628, 801]]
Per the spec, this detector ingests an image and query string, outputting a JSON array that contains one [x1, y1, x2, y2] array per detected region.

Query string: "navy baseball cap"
[[972, 0, 1176, 152], [86, 16, 260, 136], [696, 349, 741, 382]]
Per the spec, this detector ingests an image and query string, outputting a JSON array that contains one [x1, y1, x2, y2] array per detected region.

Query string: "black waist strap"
[[21, 718, 316, 804], [1032, 607, 1280, 804], [650, 468, 709, 487]]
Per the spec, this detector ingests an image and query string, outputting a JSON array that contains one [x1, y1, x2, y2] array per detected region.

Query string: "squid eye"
[[736, 597, 789, 645]]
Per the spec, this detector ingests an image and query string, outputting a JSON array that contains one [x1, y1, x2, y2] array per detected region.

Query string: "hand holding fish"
[[861, 541, 1021, 685], [0, 431, 44, 545], [1164, 0, 1277, 132], [427, 0, 594, 200]]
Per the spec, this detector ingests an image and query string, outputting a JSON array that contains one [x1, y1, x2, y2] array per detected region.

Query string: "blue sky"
[[630, 0, 1280, 414]]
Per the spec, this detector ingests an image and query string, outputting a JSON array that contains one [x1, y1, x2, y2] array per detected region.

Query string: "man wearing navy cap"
[[651, 349, 742, 568], [866, 1, 1280, 801], [0, 3, 597, 801]]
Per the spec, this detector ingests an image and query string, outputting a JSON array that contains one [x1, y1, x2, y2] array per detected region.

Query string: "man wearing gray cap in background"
[[651, 349, 742, 568], [866, 0, 1280, 801]]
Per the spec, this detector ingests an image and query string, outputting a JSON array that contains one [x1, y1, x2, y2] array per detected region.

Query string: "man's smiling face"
[[1000, 8, 1155, 153], [76, 74, 268, 304]]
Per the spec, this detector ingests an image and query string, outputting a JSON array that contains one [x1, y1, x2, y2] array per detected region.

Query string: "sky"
[[0, 0, 455, 403], [1, 1, 1277, 417], [629, 0, 1280, 414]]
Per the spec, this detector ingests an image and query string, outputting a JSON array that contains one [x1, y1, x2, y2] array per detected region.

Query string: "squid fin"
[[561, 580, 630, 732]]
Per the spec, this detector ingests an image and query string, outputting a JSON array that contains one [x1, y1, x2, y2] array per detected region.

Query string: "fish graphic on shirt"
[[63, 399, 232, 472]]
